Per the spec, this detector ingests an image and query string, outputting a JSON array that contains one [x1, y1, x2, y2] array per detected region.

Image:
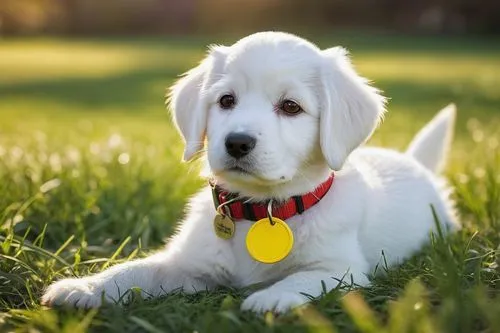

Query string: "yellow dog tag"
[[246, 217, 294, 264]]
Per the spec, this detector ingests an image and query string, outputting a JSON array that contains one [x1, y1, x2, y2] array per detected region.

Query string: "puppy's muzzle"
[[225, 132, 256, 159]]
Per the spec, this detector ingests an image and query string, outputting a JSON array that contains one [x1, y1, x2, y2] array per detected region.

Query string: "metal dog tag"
[[213, 214, 235, 239]]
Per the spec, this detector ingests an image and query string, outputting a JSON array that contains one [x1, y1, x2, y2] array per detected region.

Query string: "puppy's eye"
[[219, 94, 236, 109], [280, 100, 303, 115]]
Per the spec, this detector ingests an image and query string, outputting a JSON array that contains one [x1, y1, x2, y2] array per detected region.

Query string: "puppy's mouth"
[[220, 160, 260, 178], [218, 162, 289, 187], [229, 166, 248, 173], [227, 164, 254, 175]]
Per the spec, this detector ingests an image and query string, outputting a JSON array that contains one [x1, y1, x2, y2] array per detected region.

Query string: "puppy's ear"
[[168, 45, 228, 161], [320, 47, 386, 170]]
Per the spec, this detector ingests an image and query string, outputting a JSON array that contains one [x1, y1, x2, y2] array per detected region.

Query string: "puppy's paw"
[[241, 289, 309, 314], [41, 278, 111, 308]]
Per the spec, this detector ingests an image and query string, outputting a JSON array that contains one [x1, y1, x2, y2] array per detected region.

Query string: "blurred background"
[[1, 0, 500, 36]]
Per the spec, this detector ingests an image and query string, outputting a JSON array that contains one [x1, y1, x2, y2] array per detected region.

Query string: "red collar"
[[210, 174, 334, 221]]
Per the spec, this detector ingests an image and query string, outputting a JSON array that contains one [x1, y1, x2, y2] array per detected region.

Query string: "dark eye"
[[219, 94, 236, 109], [280, 100, 303, 115]]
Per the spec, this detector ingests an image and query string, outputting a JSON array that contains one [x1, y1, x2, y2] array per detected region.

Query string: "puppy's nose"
[[225, 133, 256, 159]]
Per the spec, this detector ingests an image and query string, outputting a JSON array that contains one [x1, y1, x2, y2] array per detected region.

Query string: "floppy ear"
[[168, 46, 228, 161], [319, 47, 386, 170]]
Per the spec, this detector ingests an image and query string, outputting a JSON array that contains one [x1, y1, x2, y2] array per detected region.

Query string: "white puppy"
[[42, 32, 458, 313]]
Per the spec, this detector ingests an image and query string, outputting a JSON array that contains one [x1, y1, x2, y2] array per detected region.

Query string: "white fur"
[[42, 32, 458, 313]]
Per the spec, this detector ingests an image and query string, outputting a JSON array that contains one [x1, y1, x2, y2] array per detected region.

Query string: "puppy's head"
[[169, 32, 385, 196]]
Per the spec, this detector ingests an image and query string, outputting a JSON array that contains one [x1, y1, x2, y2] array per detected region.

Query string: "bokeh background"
[[2, 0, 500, 35]]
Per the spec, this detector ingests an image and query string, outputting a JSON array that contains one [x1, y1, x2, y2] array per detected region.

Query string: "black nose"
[[225, 133, 256, 159]]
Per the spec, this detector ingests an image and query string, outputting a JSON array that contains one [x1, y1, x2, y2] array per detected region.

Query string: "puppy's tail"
[[406, 104, 456, 174]]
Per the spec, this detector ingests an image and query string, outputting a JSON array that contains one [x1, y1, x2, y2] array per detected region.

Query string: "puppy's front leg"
[[241, 269, 369, 314], [42, 189, 227, 308], [42, 251, 213, 308]]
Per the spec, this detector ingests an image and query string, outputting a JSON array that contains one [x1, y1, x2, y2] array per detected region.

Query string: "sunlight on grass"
[[358, 54, 500, 82], [0, 39, 201, 84]]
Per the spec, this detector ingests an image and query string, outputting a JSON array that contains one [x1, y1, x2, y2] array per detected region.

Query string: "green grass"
[[0, 33, 499, 333]]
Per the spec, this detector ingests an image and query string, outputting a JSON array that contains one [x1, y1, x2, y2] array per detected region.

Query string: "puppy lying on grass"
[[42, 32, 458, 313]]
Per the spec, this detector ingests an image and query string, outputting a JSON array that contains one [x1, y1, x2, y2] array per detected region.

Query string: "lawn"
[[0, 33, 499, 333]]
